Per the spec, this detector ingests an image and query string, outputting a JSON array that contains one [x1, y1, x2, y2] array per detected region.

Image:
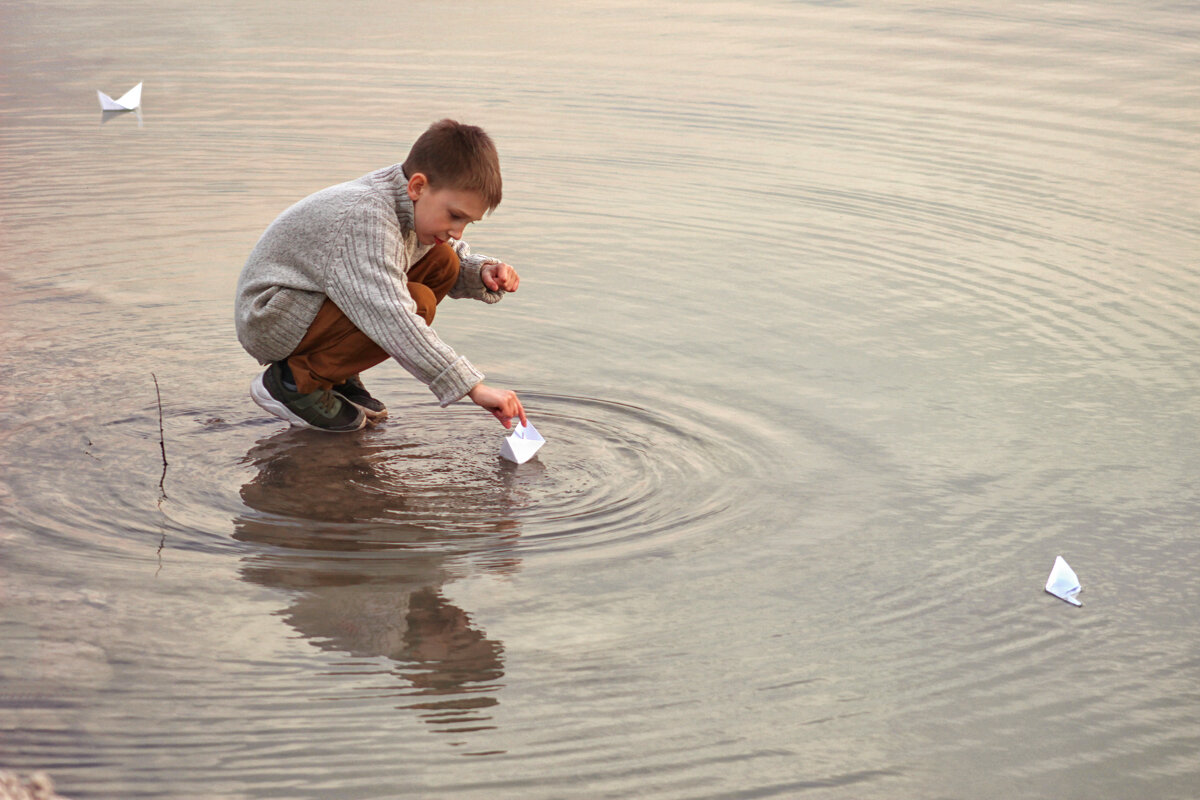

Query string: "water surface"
[[2, 1, 1199, 798]]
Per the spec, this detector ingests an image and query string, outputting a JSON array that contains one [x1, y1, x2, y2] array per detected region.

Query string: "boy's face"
[[406, 173, 488, 246]]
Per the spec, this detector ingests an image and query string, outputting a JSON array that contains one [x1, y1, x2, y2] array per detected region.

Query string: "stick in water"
[[152, 373, 167, 499]]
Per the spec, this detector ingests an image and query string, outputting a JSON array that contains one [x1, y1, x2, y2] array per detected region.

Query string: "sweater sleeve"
[[324, 193, 484, 406], [448, 238, 505, 304]]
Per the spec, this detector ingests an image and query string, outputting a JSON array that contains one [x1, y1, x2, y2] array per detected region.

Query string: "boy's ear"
[[406, 172, 428, 201]]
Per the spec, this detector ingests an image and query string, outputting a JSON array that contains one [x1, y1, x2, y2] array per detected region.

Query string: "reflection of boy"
[[235, 119, 527, 432]]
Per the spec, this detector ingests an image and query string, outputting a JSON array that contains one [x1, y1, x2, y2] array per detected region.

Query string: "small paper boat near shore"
[[500, 420, 544, 464], [97, 82, 142, 111]]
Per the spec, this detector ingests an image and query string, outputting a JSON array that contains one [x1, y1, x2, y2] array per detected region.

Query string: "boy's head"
[[403, 119, 502, 246], [403, 119, 502, 210]]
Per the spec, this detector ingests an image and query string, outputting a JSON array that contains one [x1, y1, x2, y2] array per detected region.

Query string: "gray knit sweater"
[[234, 164, 504, 406]]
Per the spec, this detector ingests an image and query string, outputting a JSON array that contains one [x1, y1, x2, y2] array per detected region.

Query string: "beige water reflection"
[[233, 430, 518, 738]]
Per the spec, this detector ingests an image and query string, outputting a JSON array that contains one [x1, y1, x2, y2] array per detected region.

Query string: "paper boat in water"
[[500, 420, 544, 464], [98, 82, 142, 111], [1045, 555, 1082, 606]]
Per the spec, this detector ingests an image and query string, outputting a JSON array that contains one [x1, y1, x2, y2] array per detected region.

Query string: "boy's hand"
[[468, 383, 528, 428], [481, 260, 520, 292]]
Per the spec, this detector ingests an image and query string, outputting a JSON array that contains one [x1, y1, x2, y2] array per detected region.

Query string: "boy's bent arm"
[[447, 238, 506, 303]]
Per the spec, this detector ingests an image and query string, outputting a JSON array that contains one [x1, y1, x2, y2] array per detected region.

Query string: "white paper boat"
[[97, 82, 142, 111], [500, 420, 544, 464], [1045, 555, 1082, 606]]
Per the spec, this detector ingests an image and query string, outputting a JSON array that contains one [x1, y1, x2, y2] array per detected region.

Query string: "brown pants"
[[287, 243, 460, 393]]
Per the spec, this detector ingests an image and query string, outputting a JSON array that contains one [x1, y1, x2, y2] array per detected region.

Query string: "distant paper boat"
[[500, 420, 544, 464], [1045, 555, 1082, 606], [97, 82, 142, 111]]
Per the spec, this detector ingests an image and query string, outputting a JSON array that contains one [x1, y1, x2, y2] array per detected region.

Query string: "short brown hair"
[[403, 119, 502, 212]]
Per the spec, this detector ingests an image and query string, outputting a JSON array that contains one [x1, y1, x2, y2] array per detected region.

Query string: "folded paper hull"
[[1045, 555, 1082, 606], [500, 421, 545, 464], [97, 82, 142, 111]]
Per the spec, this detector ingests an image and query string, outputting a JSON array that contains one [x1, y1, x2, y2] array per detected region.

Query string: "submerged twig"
[[152, 372, 168, 500], [156, 529, 166, 577], [152, 373, 168, 574]]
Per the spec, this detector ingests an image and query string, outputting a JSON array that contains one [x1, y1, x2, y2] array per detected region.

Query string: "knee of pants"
[[408, 282, 437, 325], [410, 243, 461, 299]]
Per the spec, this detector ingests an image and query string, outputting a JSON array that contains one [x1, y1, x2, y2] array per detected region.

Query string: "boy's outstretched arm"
[[481, 260, 520, 292], [468, 383, 527, 428]]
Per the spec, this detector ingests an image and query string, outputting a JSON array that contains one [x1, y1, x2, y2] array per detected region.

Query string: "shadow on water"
[[100, 108, 143, 127], [232, 428, 522, 744]]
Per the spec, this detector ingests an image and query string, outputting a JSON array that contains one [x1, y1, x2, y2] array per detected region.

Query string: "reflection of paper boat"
[[1045, 555, 1082, 606], [500, 421, 544, 464], [97, 82, 142, 111]]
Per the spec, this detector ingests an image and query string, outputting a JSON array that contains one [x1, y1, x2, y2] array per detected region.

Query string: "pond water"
[[2, 1, 1199, 798]]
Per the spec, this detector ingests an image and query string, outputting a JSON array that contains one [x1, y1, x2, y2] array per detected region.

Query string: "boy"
[[235, 119, 527, 433]]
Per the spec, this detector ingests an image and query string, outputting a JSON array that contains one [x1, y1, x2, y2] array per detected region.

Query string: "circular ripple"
[[231, 391, 762, 561]]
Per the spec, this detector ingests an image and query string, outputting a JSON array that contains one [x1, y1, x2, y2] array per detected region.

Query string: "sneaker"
[[334, 374, 388, 420], [250, 362, 366, 432]]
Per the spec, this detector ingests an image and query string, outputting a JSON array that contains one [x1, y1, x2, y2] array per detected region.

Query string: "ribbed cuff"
[[429, 356, 486, 407], [459, 253, 505, 304]]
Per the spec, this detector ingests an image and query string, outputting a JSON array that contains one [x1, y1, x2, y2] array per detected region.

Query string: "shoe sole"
[[250, 373, 367, 432]]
